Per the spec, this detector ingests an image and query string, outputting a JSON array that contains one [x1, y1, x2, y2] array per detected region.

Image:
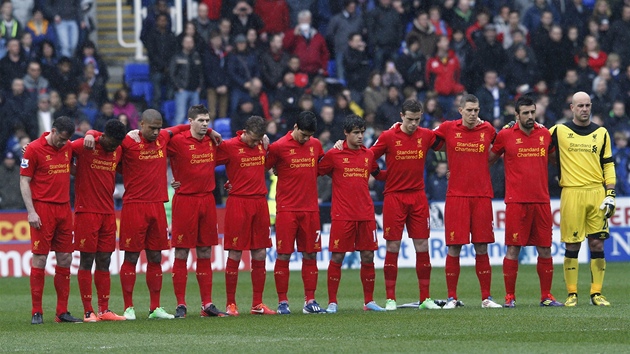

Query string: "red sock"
[[537, 256, 554, 299], [94, 270, 110, 313], [54, 266, 71, 315], [196, 258, 213, 306], [383, 251, 398, 300], [327, 261, 342, 304], [251, 259, 266, 307], [172, 258, 188, 306], [274, 259, 290, 303], [503, 258, 519, 297], [361, 262, 376, 304], [146, 261, 162, 311], [302, 259, 318, 302], [445, 254, 460, 299], [30, 267, 45, 315], [416, 252, 431, 301], [77, 269, 94, 313], [476, 253, 492, 300], [225, 258, 239, 305], [119, 260, 136, 309]]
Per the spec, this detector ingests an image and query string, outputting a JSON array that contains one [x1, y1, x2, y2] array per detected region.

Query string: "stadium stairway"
[[95, 0, 139, 97]]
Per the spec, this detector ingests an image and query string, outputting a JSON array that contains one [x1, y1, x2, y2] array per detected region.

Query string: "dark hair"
[[52, 116, 75, 135], [459, 94, 479, 108], [209, 29, 221, 40], [188, 104, 210, 119], [104, 119, 128, 141], [401, 98, 423, 114], [296, 111, 317, 132], [343, 114, 365, 133], [244, 116, 266, 136], [347, 31, 361, 41], [343, 0, 357, 8], [515, 96, 536, 114]]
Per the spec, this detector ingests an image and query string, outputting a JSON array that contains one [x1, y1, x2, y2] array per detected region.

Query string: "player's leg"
[[503, 203, 529, 308], [223, 196, 250, 315], [412, 239, 439, 309], [535, 246, 562, 306], [357, 221, 384, 312], [470, 197, 497, 307], [444, 196, 471, 307], [94, 251, 126, 320], [196, 246, 225, 317], [382, 193, 406, 308], [146, 203, 174, 319], [406, 191, 434, 308], [225, 250, 242, 315], [588, 238, 609, 306], [52, 204, 81, 322], [30, 253, 47, 324], [274, 211, 298, 312], [503, 246, 520, 308], [78, 252, 97, 321], [327, 251, 345, 313], [120, 251, 140, 318], [249, 248, 275, 315], [275, 253, 292, 314], [297, 211, 325, 314], [560, 188, 586, 306], [173, 247, 191, 318], [530, 204, 561, 306], [119, 204, 148, 319], [249, 198, 274, 314]]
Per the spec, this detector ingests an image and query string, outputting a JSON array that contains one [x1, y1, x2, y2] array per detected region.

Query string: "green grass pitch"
[[2, 263, 630, 353]]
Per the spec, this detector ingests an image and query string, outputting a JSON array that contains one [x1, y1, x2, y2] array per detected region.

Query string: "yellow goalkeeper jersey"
[[549, 121, 615, 188]]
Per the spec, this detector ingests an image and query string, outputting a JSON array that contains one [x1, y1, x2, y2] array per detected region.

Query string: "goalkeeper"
[[549, 92, 616, 307]]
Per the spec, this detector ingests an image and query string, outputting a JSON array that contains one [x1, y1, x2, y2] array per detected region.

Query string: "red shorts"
[[444, 196, 494, 245], [275, 211, 321, 254], [74, 213, 117, 253], [329, 220, 378, 252], [504, 203, 552, 247], [224, 196, 271, 250], [171, 193, 219, 249], [119, 202, 169, 252], [383, 191, 430, 240], [31, 201, 73, 254]]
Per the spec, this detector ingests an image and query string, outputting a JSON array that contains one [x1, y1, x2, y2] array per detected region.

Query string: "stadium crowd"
[[3, 0, 630, 210]]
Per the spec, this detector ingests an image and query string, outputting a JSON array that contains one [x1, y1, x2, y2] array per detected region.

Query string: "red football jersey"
[[433, 119, 495, 197], [491, 123, 551, 203], [72, 137, 121, 214], [216, 131, 268, 197], [20, 133, 71, 203], [371, 125, 437, 194], [265, 131, 324, 211], [318, 142, 378, 221], [167, 130, 217, 196]]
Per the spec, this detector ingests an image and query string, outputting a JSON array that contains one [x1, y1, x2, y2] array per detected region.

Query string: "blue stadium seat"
[[161, 100, 176, 126], [81, 108, 98, 125], [130, 81, 153, 104], [213, 118, 232, 139], [124, 63, 150, 84], [327, 60, 337, 79]]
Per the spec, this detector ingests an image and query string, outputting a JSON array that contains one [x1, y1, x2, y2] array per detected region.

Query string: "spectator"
[[362, 71, 387, 118], [20, 31, 36, 61], [343, 32, 370, 99], [117, 113, 131, 132], [191, 3, 214, 43], [199, 0, 223, 25], [465, 8, 490, 49], [37, 39, 58, 80], [446, 0, 475, 32], [140, 0, 171, 45], [229, 0, 264, 37], [566, 25, 582, 58], [260, 32, 289, 95], [426, 36, 465, 111], [429, 6, 451, 40], [226, 33, 259, 115], [426, 161, 448, 201], [591, 0, 612, 36], [218, 17, 233, 51], [422, 95, 442, 127], [406, 11, 438, 59], [530, 10, 554, 61], [282, 10, 329, 77], [375, 85, 401, 129], [43, 0, 82, 57], [326, 0, 362, 81], [76, 83, 97, 112], [613, 130, 630, 195], [286, 55, 308, 88], [591, 77, 615, 116], [579, 34, 607, 74], [0, 0, 22, 58], [23, 61, 49, 101], [112, 88, 139, 129], [245, 27, 262, 56], [74, 40, 108, 80], [606, 100, 630, 134], [310, 76, 333, 115], [49, 56, 78, 97], [79, 62, 108, 107], [604, 5, 630, 67], [31, 93, 53, 137], [468, 24, 507, 92], [4, 78, 36, 139], [493, 5, 510, 35], [538, 25, 574, 87], [497, 10, 528, 50], [265, 119, 282, 143], [576, 52, 597, 90], [11, 0, 33, 28], [274, 71, 303, 125], [54, 92, 88, 130], [25, 7, 57, 49], [176, 20, 209, 58], [562, 0, 590, 30], [247, 76, 269, 119], [144, 13, 177, 109], [619, 64, 630, 107], [449, 28, 473, 83], [269, 100, 287, 131], [0, 152, 24, 210], [607, 53, 623, 81], [396, 36, 426, 94], [230, 96, 256, 135], [204, 30, 229, 120], [170, 35, 203, 124], [316, 104, 343, 143], [49, 89, 62, 113], [475, 70, 509, 128], [522, 0, 560, 32], [381, 60, 404, 88], [0, 38, 27, 92], [92, 100, 116, 132], [504, 44, 540, 96], [365, 0, 404, 70], [254, 0, 290, 37]]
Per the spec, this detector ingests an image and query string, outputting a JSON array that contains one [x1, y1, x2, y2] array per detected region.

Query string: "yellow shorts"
[[560, 187, 609, 243]]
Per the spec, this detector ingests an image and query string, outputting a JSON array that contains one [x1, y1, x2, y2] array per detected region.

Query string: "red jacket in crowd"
[[283, 28, 329, 76], [425, 50, 465, 96]]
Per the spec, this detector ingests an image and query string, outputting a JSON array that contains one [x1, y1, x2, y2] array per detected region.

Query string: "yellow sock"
[[590, 258, 606, 295], [564, 257, 579, 294]]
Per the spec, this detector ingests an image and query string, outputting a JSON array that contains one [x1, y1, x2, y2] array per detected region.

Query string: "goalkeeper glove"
[[599, 189, 616, 218]]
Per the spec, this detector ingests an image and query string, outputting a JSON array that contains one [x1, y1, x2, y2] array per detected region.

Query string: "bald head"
[[570, 91, 592, 126], [141, 109, 163, 124], [140, 109, 163, 141]]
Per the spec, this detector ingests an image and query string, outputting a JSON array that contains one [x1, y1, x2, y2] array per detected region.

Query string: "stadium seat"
[[213, 118, 231, 139], [81, 108, 98, 125], [161, 100, 176, 126], [327, 60, 337, 79], [130, 81, 153, 104], [124, 63, 150, 84]]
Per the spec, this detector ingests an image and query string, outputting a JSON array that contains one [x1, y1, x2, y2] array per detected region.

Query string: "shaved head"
[[570, 91, 592, 126], [141, 109, 163, 123], [571, 91, 590, 104]]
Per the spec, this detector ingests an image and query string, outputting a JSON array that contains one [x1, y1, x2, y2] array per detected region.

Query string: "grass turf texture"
[[2, 263, 630, 352]]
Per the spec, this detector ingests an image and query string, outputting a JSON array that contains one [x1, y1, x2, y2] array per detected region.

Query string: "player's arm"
[[20, 176, 41, 229], [264, 143, 277, 171], [600, 131, 617, 218], [489, 130, 504, 165], [370, 159, 387, 181], [84, 129, 103, 149], [317, 152, 334, 176], [370, 132, 388, 159]]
